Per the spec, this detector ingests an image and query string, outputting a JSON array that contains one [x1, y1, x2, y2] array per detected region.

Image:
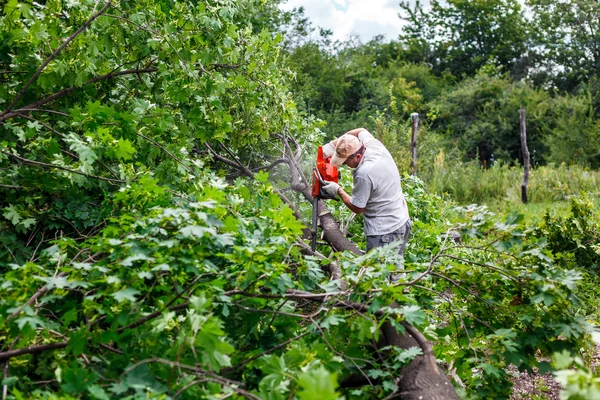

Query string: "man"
[[320, 128, 411, 279]]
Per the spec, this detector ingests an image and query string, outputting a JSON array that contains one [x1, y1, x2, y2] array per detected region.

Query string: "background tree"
[[527, 0, 600, 92], [399, 0, 530, 79]]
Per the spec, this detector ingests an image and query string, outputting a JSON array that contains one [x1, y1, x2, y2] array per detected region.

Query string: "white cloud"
[[281, 0, 411, 43]]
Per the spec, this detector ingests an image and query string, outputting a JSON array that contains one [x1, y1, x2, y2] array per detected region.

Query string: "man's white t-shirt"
[[350, 130, 410, 236]]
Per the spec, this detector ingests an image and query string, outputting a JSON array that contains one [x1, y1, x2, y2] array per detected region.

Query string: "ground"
[[509, 344, 600, 400]]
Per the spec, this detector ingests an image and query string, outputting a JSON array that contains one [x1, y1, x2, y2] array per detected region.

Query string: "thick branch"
[[0, 342, 67, 361], [0, 68, 158, 123], [1, 150, 125, 184]]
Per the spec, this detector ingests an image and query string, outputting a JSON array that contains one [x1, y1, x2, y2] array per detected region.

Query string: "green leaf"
[[88, 385, 110, 400], [115, 138, 136, 160], [179, 225, 216, 238], [297, 366, 339, 400], [3, 205, 21, 225], [67, 330, 88, 356], [61, 364, 98, 394], [321, 314, 345, 330], [195, 316, 234, 371], [532, 292, 554, 307], [397, 346, 423, 365], [552, 350, 574, 370], [254, 170, 269, 183], [257, 355, 288, 391], [478, 363, 502, 378], [112, 288, 140, 303], [16, 315, 45, 330], [20, 218, 36, 229], [1, 377, 18, 387], [190, 293, 211, 311], [63, 307, 78, 326], [120, 253, 154, 266], [399, 305, 426, 325]]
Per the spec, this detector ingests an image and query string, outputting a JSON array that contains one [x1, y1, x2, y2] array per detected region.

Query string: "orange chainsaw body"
[[312, 146, 339, 198]]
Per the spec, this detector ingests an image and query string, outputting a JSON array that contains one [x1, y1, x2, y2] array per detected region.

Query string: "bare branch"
[[438, 254, 518, 281], [13, 112, 65, 137], [205, 143, 246, 172], [8, 272, 68, 320], [429, 271, 497, 309], [0, 342, 68, 362], [17, 108, 69, 117], [117, 302, 190, 333], [219, 143, 255, 178]]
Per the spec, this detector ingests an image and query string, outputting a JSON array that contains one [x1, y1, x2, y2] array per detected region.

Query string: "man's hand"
[[322, 142, 336, 159], [320, 181, 340, 199]]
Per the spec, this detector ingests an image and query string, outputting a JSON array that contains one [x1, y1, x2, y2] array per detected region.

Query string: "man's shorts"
[[366, 219, 412, 253], [366, 220, 412, 282]]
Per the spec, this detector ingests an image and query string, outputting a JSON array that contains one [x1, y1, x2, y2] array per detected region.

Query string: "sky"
[[280, 0, 419, 44]]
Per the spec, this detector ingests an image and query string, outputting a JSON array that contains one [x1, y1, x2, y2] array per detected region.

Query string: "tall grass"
[[425, 155, 600, 205]]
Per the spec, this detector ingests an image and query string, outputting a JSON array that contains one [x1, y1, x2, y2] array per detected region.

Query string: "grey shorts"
[[366, 220, 412, 281], [366, 220, 412, 253]]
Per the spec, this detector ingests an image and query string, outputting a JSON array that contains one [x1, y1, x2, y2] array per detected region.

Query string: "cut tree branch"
[[0, 1, 113, 118]]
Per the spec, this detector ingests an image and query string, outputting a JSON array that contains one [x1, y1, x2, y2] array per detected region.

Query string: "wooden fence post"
[[520, 107, 530, 204], [410, 113, 419, 176]]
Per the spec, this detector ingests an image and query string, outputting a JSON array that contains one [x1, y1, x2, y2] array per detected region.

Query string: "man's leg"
[[366, 220, 412, 282]]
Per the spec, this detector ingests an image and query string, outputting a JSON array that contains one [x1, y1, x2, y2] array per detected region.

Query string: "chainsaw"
[[311, 146, 340, 251]]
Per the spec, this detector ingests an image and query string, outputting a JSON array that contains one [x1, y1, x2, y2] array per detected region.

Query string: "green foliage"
[[399, 0, 529, 78], [2, 1, 600, 399], [427, 160, 600, 205], [533, 193, 600, 272], [527, 0, 600, 91], [429, 72, 552, 163], [552, 350, 600, 399], [0, 0, 300, 264], [543, 93, 600, 168]]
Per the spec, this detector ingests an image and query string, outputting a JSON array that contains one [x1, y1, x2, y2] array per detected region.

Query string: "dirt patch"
[[509, 343, 600, 399], [508, 364, 561, 400]]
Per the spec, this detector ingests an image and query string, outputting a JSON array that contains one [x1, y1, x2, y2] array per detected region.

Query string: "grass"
[[424, 160, 600, 208]]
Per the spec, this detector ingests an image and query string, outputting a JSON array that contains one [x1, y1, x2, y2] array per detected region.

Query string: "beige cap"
[[330, 134, 362, 167]]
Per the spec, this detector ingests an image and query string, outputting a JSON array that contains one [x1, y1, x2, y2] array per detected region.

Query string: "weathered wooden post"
[[520, 106, 530, 204], [410, 113, 419, 176]]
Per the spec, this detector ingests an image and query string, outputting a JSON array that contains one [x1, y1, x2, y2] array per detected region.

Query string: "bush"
[[533, 193, 600, 272]]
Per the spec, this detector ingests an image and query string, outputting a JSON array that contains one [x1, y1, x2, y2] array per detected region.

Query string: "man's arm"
[[322, 128, 368, 157], [337, 186, 365, 214], [342, 128, 367, 138]]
